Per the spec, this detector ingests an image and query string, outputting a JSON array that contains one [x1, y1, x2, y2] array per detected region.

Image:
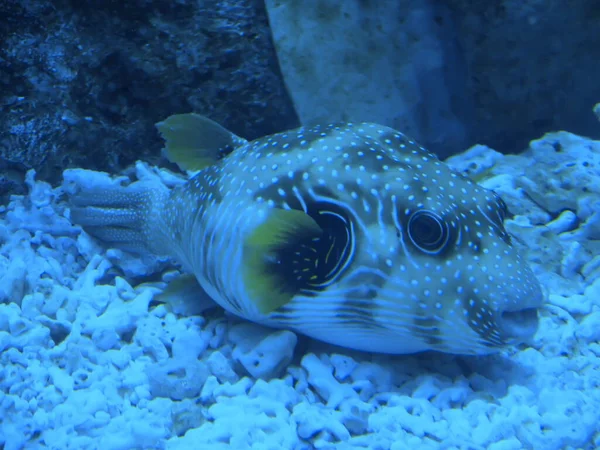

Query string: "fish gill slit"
[[476, 204, 502, 232]]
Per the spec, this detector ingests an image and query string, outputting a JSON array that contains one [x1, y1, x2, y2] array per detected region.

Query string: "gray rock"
[[0, 0, 297, 193], [266, 0, 600, 157], [265, 0, 470, 158]]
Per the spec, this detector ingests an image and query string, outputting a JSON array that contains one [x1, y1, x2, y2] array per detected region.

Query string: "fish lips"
[[497, 306, 540, 345]]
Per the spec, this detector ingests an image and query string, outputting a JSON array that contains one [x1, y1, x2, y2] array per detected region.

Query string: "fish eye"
[[407, 210, 450, 254]]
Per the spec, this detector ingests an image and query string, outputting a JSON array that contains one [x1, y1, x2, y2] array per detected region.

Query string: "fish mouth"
[[498, 307, 540, 343]]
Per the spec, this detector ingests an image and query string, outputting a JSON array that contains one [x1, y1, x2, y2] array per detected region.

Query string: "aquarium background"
[[1, 1, 600, 449]]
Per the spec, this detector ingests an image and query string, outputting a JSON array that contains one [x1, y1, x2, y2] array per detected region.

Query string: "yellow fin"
[[154, 273, 216, 316], [243, 209, 322, 314], [155, 113, 247, 171]]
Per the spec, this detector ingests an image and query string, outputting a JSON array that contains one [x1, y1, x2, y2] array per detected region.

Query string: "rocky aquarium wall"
[[1, 1, 600, 449]]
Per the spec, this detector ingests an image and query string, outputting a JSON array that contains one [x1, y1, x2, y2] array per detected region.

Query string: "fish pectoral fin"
[[154, 273, 217, 316], [243, 209, 323, 315], [155, 113, 248, 172]]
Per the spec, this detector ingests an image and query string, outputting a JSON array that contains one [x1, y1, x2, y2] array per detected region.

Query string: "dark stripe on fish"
[[411, 316, 444, 347]]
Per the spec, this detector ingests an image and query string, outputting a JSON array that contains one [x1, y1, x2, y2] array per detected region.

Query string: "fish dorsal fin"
[[155, 113, 248, 171], [243, 208, 323, 314]]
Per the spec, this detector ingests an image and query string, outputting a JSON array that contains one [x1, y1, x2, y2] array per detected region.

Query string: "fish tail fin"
[[64, 171, 170, 255]]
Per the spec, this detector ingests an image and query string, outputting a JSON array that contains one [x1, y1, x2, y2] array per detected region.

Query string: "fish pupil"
[[407, 210, 450, 254]]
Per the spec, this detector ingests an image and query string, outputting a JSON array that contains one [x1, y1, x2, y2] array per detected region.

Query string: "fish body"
[[68, 114, 544, 355]]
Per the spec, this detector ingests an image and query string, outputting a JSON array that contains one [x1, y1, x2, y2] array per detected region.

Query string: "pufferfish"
[[67, 113, 543, 355]]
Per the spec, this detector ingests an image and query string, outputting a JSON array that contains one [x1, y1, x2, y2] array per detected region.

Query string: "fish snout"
[[496, 280, 544, 344], [497, 306, 540, 344]]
